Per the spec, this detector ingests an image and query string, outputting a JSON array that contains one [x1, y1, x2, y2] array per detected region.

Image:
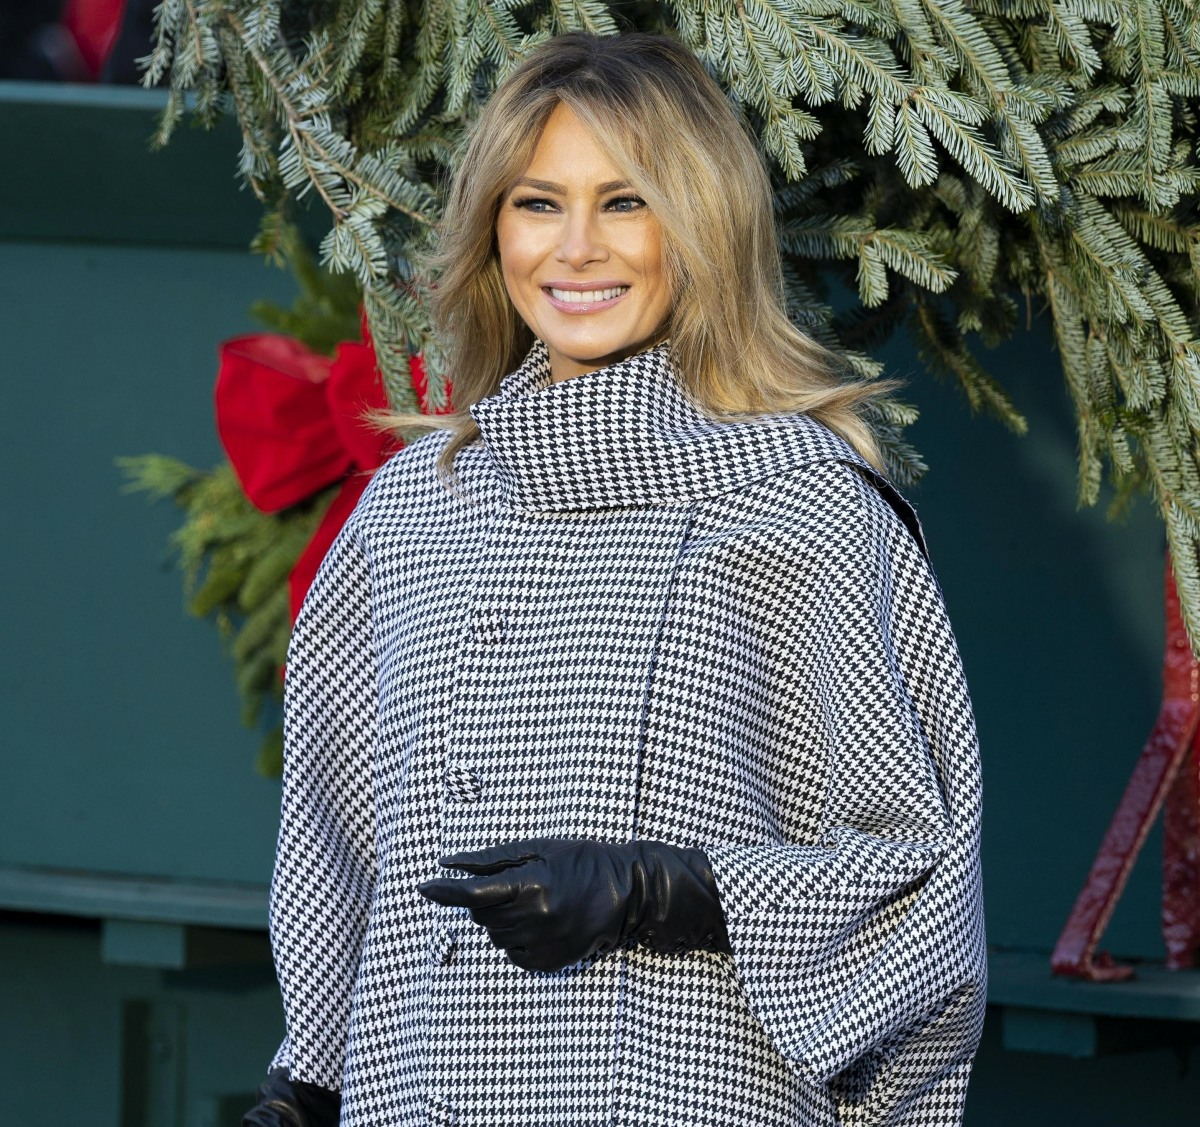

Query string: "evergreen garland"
[[120, 240, 362, 776], [142, 2, 1200, 644], [120, 456, 334, 775]]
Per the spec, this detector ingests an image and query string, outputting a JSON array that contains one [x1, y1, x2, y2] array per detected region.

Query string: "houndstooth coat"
[[267, 341, 986, 1127]]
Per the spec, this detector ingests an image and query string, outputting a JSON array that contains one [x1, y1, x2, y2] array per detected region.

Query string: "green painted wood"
[[1001, 1006, 1200, 1059], [1001, 1008, 1100, 1058], [0, 81, 325, 248], [964, 1013, 1200, 1126], [0, 80, 254, 248], [103, 919, 189, 969], [118, 999, 207, 1126], [0, 239, 295, 886], [100, 918, 272, 971], [0, 89, 337, 891], [0, 867, 267, 929], [888, 321, 1168, 960], [0, 917, 284, 1126], [988, 949, 1200, 1022]]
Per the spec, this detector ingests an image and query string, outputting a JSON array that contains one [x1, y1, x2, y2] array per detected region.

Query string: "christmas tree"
[[142, 1, 1200, 638]]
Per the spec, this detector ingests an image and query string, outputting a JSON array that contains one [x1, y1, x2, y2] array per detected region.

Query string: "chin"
[[553, 335, 651, 364]]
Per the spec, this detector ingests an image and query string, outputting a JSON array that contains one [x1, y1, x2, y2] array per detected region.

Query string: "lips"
[[541, 284, 631, 314]]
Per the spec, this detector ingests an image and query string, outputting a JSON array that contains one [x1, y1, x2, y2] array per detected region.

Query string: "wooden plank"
[[0, 866, 268, 930], [990, 949, 1200, 1021]]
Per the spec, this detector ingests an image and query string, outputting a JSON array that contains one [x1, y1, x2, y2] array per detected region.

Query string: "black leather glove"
[[417, 837, 731, 972], [243, 1067, 341, 1127]]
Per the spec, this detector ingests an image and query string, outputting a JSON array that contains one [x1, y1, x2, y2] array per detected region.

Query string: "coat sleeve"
[[702, 464, 986, 1099], [266, 518, 380, 1090]]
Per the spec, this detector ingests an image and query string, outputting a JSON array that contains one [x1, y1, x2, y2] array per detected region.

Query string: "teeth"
[[549, 286, 628, 303]]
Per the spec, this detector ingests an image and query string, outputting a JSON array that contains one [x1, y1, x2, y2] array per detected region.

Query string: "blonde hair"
[[390, 32, 888, 473]]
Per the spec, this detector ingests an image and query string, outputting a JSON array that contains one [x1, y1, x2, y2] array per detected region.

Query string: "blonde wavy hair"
[[391, 31, 887, 473]]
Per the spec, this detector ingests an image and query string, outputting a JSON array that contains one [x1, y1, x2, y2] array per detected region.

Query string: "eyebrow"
[[510, 177, 632, 195]]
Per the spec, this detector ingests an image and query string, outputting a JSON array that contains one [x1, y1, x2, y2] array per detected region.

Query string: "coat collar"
[[469, 340, 868, 512]]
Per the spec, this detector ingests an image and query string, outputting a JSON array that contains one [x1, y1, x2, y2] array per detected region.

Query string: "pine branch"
[[138, 0, 1200, 650]]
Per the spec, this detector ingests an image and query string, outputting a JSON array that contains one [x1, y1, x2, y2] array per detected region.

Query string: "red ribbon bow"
[[215, 323, 449, 620]]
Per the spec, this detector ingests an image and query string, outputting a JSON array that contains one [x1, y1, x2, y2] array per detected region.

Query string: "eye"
[[511, 196, 557, 213], [606, 195, 646, 214]]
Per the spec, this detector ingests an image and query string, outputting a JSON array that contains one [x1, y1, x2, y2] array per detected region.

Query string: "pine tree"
[[142, 1, 1200, 642]]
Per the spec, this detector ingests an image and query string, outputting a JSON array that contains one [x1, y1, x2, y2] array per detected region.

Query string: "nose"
[[555, 207, 608, 269]]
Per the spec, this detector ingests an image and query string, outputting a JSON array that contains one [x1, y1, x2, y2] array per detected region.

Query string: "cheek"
[[495, 227, 532, 315], [636, 225, 666, 290], [495, 219, 524, 280], [640, 229, 672, 311], [497, 216, 549, 276]]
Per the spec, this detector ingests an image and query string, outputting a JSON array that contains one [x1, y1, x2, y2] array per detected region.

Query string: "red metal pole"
[[1163, 717, 1200, 969], [1051, 559, 1200, 981]]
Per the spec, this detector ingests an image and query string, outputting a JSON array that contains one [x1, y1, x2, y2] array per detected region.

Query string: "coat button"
[[429, 924, 457, 967], [445, 763, 483, 803], [468, 607, 506, 645]]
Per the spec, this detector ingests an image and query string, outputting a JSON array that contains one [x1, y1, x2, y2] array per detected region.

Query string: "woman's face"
[[495, 103, 673, 384]]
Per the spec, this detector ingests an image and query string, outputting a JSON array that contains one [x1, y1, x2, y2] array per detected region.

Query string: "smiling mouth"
[[545, 286, 629, 303]]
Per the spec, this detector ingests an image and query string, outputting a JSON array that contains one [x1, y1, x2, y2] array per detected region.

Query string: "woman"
[[247, 32, 985, 1127]]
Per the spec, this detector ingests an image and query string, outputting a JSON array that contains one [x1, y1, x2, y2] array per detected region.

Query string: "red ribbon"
[[215, 322, 449, 621]]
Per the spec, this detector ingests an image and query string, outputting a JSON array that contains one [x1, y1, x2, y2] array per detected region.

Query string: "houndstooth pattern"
[[268, 341, 986, 1126]]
